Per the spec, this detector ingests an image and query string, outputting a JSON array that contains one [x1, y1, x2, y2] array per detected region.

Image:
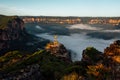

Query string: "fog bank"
[[36, 33, 114, 61], [68, 24, 102, 30]]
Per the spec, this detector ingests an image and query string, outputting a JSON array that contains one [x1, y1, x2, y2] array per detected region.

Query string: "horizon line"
[[1, 14, 120, 17]]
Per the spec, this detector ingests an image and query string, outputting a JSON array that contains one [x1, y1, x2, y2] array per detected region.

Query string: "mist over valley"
[[25, 23, 120, 61]]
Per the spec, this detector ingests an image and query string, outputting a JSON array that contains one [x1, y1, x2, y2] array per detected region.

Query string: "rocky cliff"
[[104, 40, 120, 80], [0, 16, 26, 52], [0, 16, 25, 40], [45, 36, 71, 61]]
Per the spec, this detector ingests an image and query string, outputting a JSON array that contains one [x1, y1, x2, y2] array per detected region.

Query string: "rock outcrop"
[[0, 16, 25, 40], [45, 35, 71, 61], [104, 40, 120, 80], [81, 47, 103, 65], [0, 16, 26, 52]]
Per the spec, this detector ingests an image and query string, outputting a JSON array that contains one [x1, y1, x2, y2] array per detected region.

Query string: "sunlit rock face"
[[104, 40, 120, 80], [45, 35, 71, 61]]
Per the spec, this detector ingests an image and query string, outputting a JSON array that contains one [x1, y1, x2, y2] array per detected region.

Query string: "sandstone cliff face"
[[0, 17, 24, 40], [104, 40, 120, 80], [0, 16, 26, 52], [45, 39, 71, 61]]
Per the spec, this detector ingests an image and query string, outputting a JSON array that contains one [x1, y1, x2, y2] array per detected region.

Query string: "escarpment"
[[0, 16, 29, 53]]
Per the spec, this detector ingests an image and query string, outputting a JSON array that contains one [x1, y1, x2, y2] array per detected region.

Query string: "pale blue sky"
[[0, 0, 120, 16]]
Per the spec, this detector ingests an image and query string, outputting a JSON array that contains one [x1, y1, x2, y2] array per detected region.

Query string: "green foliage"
[[0, 50, 70, 80], [64, 66, 81, 74], [63, 61, 86, 76], [0, 51, 24, 72], [0, 16, 14, 29], [2, 50, 45, 72], [85, 47, 101, 61], [86, 47, 100, 54], [0, 46, 111, 80], [36, 51, 69, 79], [0, 51, 22, 64]]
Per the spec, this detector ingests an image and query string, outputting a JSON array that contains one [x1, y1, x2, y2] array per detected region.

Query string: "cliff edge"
[[0, 16, 29, 52]]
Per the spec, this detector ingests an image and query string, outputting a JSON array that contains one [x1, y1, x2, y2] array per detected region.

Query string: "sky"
[[0, 0, 120, 17]]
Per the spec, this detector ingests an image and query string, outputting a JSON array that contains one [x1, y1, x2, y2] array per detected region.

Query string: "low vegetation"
[[0, 46, 113, 80], [0, 15, 14, 29]]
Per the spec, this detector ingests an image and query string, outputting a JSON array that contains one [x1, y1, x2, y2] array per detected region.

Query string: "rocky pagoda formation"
[[104, 40, 120, 80], [0, 16, 24, 41], [0, 16, 27, 52], [45, 35, 70, 60]]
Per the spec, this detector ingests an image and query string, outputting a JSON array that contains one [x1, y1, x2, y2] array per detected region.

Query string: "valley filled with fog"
[[25, 23, 120, 61]]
